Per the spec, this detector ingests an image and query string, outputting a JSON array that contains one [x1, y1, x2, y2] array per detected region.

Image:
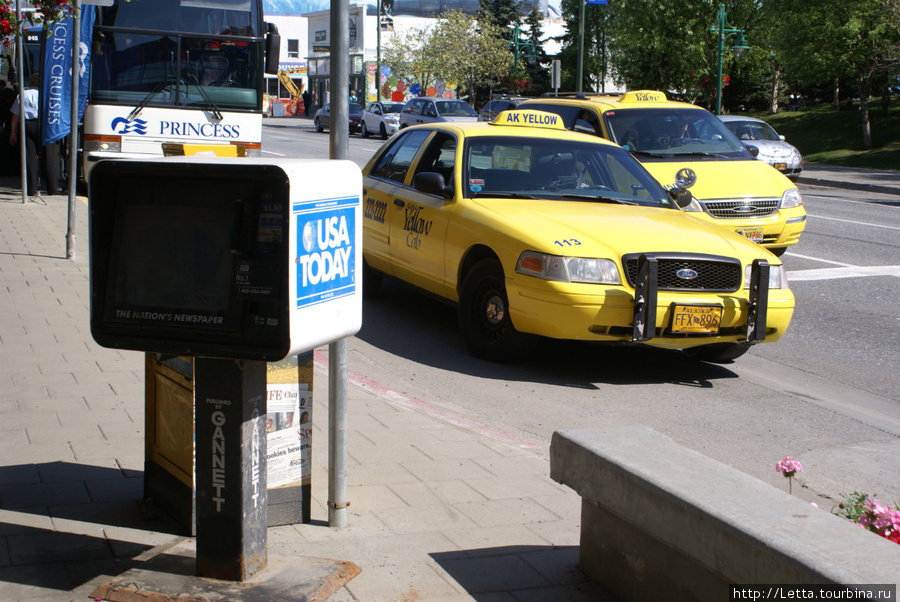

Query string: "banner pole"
[[66, 0, 81, 260]]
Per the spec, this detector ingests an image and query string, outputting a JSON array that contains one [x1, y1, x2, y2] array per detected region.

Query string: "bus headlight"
[[516, 251, 621, 284], [83, 136, 121, 153]]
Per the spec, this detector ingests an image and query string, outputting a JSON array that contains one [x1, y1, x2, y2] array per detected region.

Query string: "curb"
[[796, 176, 900, 197]]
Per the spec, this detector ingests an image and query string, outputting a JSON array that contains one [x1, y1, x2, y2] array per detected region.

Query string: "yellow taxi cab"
[[518, 91, 806, 256], [361, 109, 794, 363]]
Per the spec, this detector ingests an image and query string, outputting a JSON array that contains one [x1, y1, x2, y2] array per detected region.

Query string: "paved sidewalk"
[[0, 158, 897, 601], [0, 184, 608, 600]]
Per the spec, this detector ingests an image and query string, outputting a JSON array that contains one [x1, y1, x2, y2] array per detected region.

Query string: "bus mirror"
[[88, 158, 362, 361], [265, 23, 281, 75]]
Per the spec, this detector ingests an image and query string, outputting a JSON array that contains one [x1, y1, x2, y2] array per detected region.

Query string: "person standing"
[[9, 72, 40, 198], [302, 89, 311, 116]]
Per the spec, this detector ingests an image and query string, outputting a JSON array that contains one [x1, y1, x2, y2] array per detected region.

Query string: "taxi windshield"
[[604, 108, 751, 159], [464, 136, 674, 208]]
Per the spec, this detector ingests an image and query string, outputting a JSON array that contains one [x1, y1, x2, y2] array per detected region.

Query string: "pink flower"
[[776, 456, 803, 478]]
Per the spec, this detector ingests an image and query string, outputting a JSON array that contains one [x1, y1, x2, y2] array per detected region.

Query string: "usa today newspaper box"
[[89, 157, 361, 580]]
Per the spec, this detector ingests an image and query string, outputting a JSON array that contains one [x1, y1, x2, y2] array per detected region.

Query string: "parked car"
[[361, 110, 794, 363], [478, 96, 528, 121], [314, 102, 364, 133], [399, 97, 478, 128], [518, 91, 806, 256], [718, 115, 803, 180], [361, 101, 405, 139]]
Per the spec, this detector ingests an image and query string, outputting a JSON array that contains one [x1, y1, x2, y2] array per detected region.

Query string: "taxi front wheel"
[[362, 259, 383, 299], [459, 259, 534, 362]]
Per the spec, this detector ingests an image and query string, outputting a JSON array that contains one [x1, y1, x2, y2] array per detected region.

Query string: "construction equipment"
[[277, 67, 306, 115]]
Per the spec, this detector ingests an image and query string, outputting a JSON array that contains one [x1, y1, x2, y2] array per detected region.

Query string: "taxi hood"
[[639, 158, 794, 200], [476, 199, 770, 261]]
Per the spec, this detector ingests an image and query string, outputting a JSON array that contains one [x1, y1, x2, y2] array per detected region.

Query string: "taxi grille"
[[701, 198, 779, 219], [623, 253, 742, 292]]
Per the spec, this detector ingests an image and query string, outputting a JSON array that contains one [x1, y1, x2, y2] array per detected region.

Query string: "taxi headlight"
[[781, 188, 803, 209], [516, 251, 621, 284], [744, 264, 789, 290]]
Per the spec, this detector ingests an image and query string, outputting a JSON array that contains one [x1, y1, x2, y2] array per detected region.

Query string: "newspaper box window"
[[88, 157, 362, 361]]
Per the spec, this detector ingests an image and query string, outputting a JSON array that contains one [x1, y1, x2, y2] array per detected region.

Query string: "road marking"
[[807, 213, 900, 231], [787, 265, 900, 281], [785, 252, 855, 267]]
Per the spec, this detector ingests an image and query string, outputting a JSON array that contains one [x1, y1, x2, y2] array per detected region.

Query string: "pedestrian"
[[9, 72, 40, 199], [302, 89, 311, 116], [349, 89, 357, 103]]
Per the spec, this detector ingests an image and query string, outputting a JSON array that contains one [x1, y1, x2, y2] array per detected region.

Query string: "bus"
[[83, 0, 280, 178]]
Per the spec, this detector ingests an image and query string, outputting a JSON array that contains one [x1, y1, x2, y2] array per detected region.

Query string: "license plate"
[[736, 227, 763, 243], [672, 305, 722, 334], [774, 162, 787, 170]]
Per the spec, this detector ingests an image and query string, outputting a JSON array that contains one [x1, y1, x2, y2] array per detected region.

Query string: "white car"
[[361, 101, 404, 139], [718, 115, 803, 180]]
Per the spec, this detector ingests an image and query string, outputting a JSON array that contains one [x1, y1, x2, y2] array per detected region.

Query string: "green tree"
[[557, 0, 620, 92], [771, 0, 900, 148], [523, 5, 551, 94], [430, 10, 514, 103], [478, 0, 523, 42], [381, 22, 441, 96]]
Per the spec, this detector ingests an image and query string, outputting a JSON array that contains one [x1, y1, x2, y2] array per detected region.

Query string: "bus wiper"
[[561, 193, 637, 205], [128, 76, 176, 121], [185, 73, 223, 121]]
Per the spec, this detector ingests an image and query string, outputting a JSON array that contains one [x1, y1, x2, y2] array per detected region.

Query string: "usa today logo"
[[295, 203, 356, 307]]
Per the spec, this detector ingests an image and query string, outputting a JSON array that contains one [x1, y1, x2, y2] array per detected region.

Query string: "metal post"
[[194, 358, 268, 581], [715, 4, 725, 116], [328, 0, 350, 530], [576, 0, 585, 92], [328, 338, 349, 528], [66, 0, 80, 260], [376, 0, 381, 101], [15, 0, 26, 204]]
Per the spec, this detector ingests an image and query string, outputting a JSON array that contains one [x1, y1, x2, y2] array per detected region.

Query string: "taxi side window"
[[414, 133, 457, 184], [370, 130, 431, 184], [573, 110, 602, 136]]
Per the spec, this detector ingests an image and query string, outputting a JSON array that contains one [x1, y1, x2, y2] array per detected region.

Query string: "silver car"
[[718, 115, 803, 180], [399, 97, 478, 128], [361, 101, 405, 139]]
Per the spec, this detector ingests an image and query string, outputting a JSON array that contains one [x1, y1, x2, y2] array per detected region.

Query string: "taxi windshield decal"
[[491, 110, 565, 131]]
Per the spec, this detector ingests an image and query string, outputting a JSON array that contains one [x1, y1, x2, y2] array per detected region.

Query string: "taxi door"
[[363, 129, 432, 276], [388, 131, 458, 296]]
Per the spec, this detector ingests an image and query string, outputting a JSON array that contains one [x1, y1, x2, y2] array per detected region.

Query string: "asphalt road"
[[262, 123, 900, 509]]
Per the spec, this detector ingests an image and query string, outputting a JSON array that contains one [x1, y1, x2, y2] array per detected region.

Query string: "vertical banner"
[[41, 5, 95, 146]]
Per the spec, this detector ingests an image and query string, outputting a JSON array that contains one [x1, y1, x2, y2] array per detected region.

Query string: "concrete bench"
[[550, 426, 900, 601]]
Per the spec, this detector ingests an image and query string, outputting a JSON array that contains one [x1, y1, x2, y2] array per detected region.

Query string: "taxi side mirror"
[[413, 172, 454, 199], [669, 188, 694, 209]]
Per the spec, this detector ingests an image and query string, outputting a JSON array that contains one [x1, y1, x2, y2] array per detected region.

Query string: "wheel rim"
[[472, 277, 508, 342]]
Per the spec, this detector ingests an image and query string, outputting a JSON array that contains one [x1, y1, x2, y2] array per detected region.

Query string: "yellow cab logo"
[[491, 109, 566, 131], [620, 90, 667, 103]]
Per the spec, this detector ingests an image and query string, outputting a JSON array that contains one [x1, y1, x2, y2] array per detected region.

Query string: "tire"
[[380, 124, 388, 140], [770, 247, 788, 257], [315, 118, 324, 133], [685, 343, 751, 364], [362, 259, 382, 299], [361, 121, 369, 138], [458, 258, 533, 362]]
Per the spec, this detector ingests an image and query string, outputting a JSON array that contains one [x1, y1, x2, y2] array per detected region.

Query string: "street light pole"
[[710, 3, 749, 116]]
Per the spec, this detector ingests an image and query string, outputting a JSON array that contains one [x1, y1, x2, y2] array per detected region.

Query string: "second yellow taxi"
[[362, 109, 794, 363]]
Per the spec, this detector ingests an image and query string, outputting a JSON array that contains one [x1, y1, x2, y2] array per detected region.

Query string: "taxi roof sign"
[[491, 109, 566, 131], [620, 90, 668, 103]]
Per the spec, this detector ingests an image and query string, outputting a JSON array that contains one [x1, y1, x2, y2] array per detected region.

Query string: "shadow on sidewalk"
[[431, 545, 618, 601]]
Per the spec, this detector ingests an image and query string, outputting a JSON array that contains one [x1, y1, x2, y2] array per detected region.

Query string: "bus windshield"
[[91, 0, 263, 111]]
